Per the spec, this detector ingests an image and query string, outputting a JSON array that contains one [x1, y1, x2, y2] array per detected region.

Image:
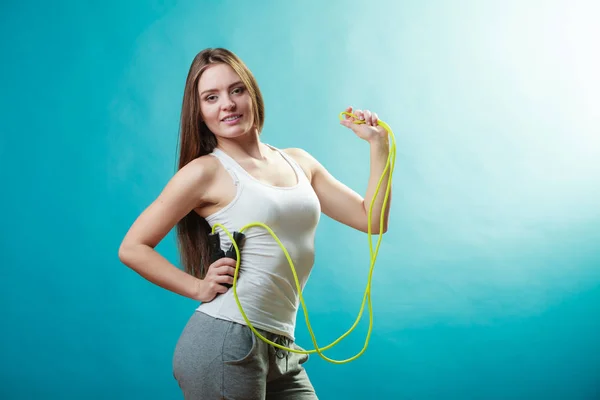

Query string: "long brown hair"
[[175, 48, 265, 279]]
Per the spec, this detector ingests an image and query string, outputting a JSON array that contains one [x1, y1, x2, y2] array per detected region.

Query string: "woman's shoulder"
[[281, 147, 314, 163], [282, 147, 326, 169], [173, 154, 222, 188], [281, 147, 319, 181]]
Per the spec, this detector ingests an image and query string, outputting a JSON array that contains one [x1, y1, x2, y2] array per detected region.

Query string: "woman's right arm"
[[118, 156, 233, 302]]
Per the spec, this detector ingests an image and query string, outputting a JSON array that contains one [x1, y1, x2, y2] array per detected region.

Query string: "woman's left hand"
[[340, 106, 388, 144]]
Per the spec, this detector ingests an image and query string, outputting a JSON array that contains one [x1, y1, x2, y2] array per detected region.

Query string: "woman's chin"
[[215, 126, 254, 140]]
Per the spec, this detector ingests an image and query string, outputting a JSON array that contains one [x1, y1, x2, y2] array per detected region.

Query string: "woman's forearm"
[[363, 137, 392, 233], [119, 244, 202, 300]]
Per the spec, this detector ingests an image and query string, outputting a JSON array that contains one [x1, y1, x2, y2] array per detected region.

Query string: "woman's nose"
[[221, 96, 235, 110]]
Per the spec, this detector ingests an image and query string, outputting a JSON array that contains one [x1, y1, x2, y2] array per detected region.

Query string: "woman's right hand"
[[196, 257, 238, 302]]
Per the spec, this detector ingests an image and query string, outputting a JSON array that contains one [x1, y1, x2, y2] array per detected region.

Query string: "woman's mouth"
[[222, 114, 242, 125]]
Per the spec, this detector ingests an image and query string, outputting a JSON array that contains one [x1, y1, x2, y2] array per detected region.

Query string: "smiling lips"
[[222, 114, 242, 125]]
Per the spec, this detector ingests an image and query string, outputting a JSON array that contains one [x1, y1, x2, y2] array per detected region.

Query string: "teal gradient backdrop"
[[1, 0, 599, 399]]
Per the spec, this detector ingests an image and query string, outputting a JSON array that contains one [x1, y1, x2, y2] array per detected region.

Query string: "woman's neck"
[[216, 128, 267, 161]]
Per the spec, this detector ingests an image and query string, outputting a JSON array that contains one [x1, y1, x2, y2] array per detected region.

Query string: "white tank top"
[[196, 144, 321, 340]]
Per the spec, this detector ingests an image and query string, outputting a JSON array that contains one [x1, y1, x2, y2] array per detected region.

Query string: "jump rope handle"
[[208, 231, 246, 288]]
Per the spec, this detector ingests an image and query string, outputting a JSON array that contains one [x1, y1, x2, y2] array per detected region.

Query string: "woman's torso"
[[194, 143, 321, 340]]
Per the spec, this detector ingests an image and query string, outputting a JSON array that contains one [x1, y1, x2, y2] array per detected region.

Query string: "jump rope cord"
[[211, 111, 397, 364]]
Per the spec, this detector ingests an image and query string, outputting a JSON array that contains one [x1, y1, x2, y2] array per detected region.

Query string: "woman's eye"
[[206, 95, 217, 101], [232, 87, 244, 94]]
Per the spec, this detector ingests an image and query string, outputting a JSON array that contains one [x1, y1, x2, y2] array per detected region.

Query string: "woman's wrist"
[[193, 278, 206, 302], [368, 133, 389, 148]]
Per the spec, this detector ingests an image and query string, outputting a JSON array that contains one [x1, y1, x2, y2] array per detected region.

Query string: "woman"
[[118, 48, 392, 399]]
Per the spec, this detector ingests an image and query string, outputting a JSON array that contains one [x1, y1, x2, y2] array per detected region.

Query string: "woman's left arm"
[[285, 107, 392, 234]]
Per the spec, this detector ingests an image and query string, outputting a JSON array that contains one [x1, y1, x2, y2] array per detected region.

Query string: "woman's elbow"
[[363, 223, 388, 235], [375, 226, 389, 235], [118, 242, 138, 266]]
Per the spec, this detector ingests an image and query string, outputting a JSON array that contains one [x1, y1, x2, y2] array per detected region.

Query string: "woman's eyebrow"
[[200, 81, 244, 96]]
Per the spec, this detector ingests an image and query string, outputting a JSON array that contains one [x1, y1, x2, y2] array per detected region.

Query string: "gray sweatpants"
[[172, 311, 318, 399]]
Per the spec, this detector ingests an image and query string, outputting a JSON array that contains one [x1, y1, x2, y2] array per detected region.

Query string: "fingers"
[[345, 107, 364, 121], [208, 259, 237, 277], [207, 258, 237, 277], [353, 109, 378, 126], [211, 281, 229, 294], [210, 257, 237, 269], [363, 110, 372, 124], [213, 264, 236, 277], [353, 109, 373, 124], [340, 107, 380, 128], [341, 106, 354, 127], [215, 273, 234, 287], [204, 258, 238, 295], [344, 106, 354, 123]]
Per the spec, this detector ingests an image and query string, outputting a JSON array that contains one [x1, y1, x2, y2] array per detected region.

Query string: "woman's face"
[[197, 63, 254, 140]]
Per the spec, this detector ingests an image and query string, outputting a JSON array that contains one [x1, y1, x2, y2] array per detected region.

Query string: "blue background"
[[1, 0, 599, 398]]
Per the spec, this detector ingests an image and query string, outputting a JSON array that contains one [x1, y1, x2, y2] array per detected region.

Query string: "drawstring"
[[273, 336, 290, 371]]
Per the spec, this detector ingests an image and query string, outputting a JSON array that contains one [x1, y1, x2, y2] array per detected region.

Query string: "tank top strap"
[[265, 144, 310, 183], [209, 148, 241, 186]]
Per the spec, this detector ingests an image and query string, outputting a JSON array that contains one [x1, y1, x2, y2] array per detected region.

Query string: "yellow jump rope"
[[211, 111, 397, 364]]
